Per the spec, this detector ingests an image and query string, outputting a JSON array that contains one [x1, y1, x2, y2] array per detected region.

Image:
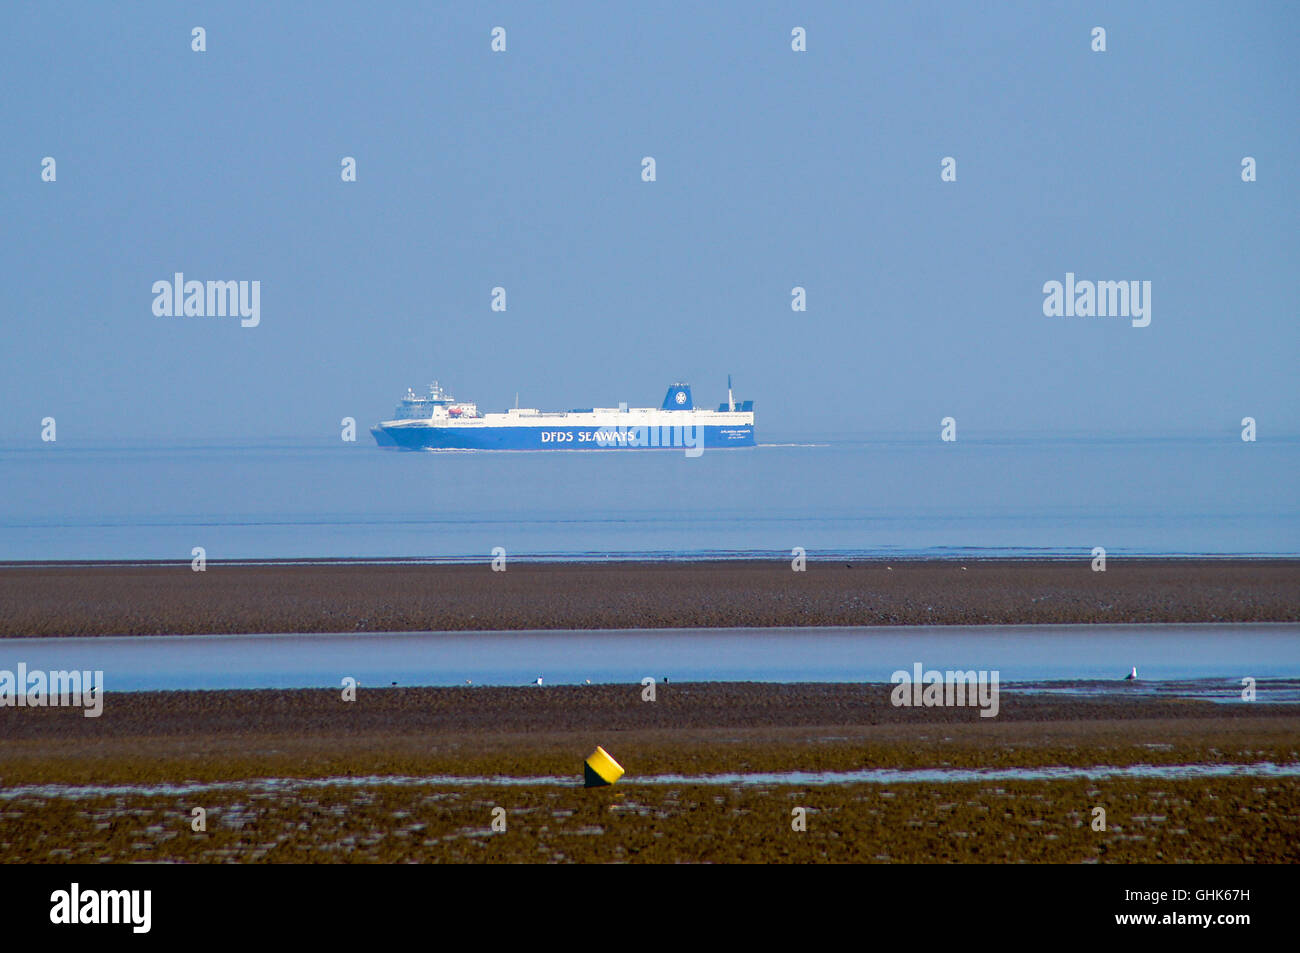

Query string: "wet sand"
[[1, 684, 1297, 862], [2, 558, 1297, 636], [3, 683, 1299, 784], [3, 558, 1297, 862]]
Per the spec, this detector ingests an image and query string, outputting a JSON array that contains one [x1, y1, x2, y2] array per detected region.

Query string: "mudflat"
[[1, 558, 1297, 637], [1, 684, 1297, 863], [3, 557, 1296, 863]]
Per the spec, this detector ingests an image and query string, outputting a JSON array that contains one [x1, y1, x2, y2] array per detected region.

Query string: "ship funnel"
[[661, 383, 694, 411], [727, 374, 734, 412]]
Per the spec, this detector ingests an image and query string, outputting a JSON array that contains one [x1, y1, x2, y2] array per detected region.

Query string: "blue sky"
[[3, 1, 1296, 440]]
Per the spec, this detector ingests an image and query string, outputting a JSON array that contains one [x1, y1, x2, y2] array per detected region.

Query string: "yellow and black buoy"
[[583, 746, 625, 788]]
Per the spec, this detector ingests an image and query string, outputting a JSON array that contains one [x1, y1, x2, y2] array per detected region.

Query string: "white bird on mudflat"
[[1125, 666, 1138, 680], [532, 676, 544, 686]]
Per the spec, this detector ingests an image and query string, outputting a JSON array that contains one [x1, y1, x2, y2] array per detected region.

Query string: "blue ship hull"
[[372, 424, 756, 451]]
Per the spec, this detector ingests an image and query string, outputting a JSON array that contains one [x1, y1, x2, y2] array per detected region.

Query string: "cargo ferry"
[[371, 378, 755, 451]]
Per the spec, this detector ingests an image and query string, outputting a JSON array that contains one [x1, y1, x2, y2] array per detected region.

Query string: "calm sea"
[[0, 435, 1296, 561], [2, 624, 1296, 693]]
